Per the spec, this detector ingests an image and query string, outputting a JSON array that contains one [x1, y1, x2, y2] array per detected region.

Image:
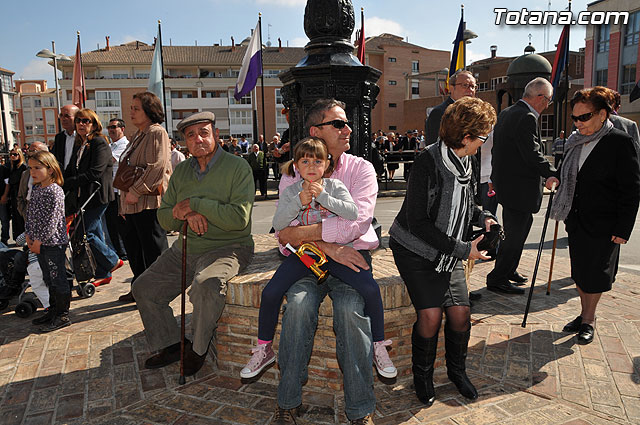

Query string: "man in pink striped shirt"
[[270, 99, 378, 425]]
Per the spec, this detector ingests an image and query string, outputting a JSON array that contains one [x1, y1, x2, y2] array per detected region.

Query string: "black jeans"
[[37, 245, 70, 296], [123, 209, 168, 284], [486, 206, 533, 285]]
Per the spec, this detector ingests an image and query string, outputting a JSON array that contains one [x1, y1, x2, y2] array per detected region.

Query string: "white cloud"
[[466, 48, 486, 64], [256, 0, 306, 6], [18, 59, 55, 82], [365, 16, 406, 38], [290, 37, 308, 47]]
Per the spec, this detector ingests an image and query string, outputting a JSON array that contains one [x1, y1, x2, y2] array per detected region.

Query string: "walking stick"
[[546, 221, 560, 295], [522, 184, 556, 328], [179, 221, 188, 385]]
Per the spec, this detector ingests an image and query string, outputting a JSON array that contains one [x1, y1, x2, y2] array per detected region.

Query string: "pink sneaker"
[[240, 342, 276, 378], [374, 339, 397, 378]]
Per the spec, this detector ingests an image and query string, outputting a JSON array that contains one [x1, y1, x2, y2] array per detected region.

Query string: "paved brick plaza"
[[0, 233, 639, 425]]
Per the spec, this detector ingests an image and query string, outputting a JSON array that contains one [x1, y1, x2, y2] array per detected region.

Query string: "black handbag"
[[70, 213, 96, 283], [471, 224, 505, 251]]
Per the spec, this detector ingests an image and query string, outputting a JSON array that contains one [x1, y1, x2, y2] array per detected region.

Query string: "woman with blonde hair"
[[64, 108, 122, 286], [390, 97, 498, 406]]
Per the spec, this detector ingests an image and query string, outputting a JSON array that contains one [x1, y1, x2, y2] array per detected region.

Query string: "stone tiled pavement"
[[0, 236, 639, 425]]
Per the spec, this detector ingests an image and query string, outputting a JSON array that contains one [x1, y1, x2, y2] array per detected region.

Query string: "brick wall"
[[211, 234, 447, 392], [608, 31, 621, 90], [585, 39, 594, 88]]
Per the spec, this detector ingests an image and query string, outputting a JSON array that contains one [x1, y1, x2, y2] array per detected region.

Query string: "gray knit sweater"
[[390, 142, 494, 262]]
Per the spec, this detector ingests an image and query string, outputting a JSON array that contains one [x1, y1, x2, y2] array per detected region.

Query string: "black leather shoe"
[[508, 272, 528, 284], [563, 316, 582, 333], [183, 344, 207, 376], [487, 282, 525, 294], [577, 324, 594, 344], [118, 291, 135, 303], [32, 308, 55, 325], [145, 341, 183, 369]]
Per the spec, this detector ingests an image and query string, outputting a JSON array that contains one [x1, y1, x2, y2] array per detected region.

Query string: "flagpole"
[[258, 13, 267, 144], [157, 20, 170, 133], [461, 5, 466, 69], [563, 0, 571, 139]]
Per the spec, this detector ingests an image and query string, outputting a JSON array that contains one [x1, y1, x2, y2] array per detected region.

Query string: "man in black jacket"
[[425, 70, 477, 146], [487, 77, 559, 294], [51, 104, 79, 172]]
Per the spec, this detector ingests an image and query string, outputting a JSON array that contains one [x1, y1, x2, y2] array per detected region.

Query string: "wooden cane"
[[179, 221, 188, 385], [546, 221, 560, 295]]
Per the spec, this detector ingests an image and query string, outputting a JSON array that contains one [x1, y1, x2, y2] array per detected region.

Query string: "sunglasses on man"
[[107, 125, 121, 130], [313, 119, 351, 130], [570, 111, 596, 122]]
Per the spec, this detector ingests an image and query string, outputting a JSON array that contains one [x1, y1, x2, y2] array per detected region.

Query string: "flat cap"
[[176, 111, 216, 133]]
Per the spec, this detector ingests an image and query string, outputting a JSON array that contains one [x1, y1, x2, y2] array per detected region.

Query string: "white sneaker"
[[240, 342, 276, 378], [374, 339, 397, 378]]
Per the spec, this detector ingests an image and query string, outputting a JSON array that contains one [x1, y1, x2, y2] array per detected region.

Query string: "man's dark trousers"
[[486, 206, 533, 285]]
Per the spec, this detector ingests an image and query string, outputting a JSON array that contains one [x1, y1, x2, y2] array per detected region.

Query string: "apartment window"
[[25, 125, 33, 135], [389, 103, 397, 108], [22, 97, 31, 108], [44, 97, 55, 107], [575, 55, 582, 75], [172, 109, 197, 120], [202, 90, 227, 98], [230, 110, 252, 125], [171, 91, 196, 99], [1, 75, 12, 92], [490, 76, 507, 90], [34, 99, 41, 107], [112, 73, 128, 79], [7, 96, 14, 110], [624, 11, 640, 45], [228, 92, 252, 105], [96, 91, 121, 108], [597, 24, 610, 52], [45, 109, 54, 124], [411, 61, 419, 73], [388, 80, 397, 86], [96, 111, 122, 127], [389, 125, 397, 131], [35, 125, 44, 135], [275, 89, 284, 105], [136, 73, 150, 79], [540, 114, 554, 139], [388, 57, 396, 62], [10, 116, 17, 130], [621, 65, 637, 95], [477, 82, 488, 92], [264, 69, 282, 78], [595, 69, 608, 87], [47, 124, 56, 134], [23, 111, 32, 123], [411, 82, 419, 95]]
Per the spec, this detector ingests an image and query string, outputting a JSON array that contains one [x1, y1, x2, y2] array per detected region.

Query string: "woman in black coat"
[[8, 146, 27, 240], [550, 87, 640, 344], [64, 109, 122, 285], [389, 97, 498, 406]]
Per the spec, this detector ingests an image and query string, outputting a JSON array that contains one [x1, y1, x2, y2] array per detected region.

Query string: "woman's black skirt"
[[390, 237, 469, 310], [568, 226, 620, 294]]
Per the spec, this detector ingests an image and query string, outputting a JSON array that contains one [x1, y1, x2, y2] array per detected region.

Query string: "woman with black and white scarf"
[[389, 97, 498, 406]]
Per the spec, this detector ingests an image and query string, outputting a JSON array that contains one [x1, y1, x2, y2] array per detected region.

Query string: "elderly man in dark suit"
[[425, 70, 477, 146], [486, 77, 560, 294], [51, 104, 79, 172]]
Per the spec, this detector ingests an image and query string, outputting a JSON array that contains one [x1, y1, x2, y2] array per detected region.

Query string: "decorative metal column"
[[279, 0, 381, 160]]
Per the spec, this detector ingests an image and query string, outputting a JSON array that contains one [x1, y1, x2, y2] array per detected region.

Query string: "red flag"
[[356, 8, 365, 64], [72, 32, 86, 108]]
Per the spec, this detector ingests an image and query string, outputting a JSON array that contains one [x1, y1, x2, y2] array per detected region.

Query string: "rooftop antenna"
[[267, 23, 272, 47]]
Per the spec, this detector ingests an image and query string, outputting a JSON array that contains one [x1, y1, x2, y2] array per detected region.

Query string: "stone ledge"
[[213, 234, 444, 392]]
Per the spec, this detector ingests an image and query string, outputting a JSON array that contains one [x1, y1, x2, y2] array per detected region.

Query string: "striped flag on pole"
[[446, 15, 465, 93], [234, 21, 262, 101], [550, 24, 570, 100]]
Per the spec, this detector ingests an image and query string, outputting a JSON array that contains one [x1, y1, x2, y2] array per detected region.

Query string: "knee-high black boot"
[[40, 291, 71, 333], [444, 324, 478, 400], [412, 323, 438, 406]]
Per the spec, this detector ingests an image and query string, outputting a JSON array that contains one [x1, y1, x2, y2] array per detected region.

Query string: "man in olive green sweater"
[[133, 112, 254, 376]]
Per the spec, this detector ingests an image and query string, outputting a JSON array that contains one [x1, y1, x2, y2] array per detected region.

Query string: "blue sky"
[[1, 0, 591, 85]]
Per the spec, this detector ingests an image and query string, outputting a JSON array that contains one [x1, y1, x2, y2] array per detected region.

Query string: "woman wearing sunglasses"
[[550, 87, 640, 344], [64, 109, 123, 286], [389, 97, 498, 406], [8, 146, 27, 240]]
